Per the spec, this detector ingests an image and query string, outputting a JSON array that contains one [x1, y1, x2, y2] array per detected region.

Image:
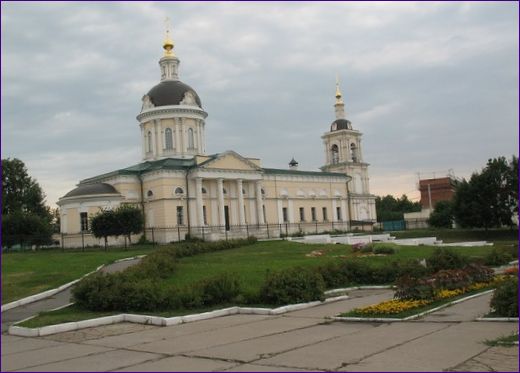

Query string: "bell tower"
[[321, 77, 376, 223]]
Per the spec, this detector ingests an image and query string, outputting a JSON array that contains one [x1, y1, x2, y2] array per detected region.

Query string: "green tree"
[[114, 204, 143, 246], [90, 209, 119, 250], [428, 200, 453, 228], [375, 194, 421, 222], [2, 212, 54, 248], [453, 156, 518, 229]]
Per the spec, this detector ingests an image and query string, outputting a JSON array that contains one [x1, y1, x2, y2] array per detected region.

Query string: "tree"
[[2, 158, 53, 249], [90, 209, 119, 251], [375, 194, 421, 222], [428, 201, 453, 228], [114, 204, 143, 246], [453, 156, 518, 229]]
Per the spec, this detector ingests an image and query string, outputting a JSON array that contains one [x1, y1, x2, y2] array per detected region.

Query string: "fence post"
[[246, 223, 249, 237], [81, 231, 85, 252], [202, 226, 205, 241], [315, 221, 318, 234], [285, 223, 288, 238], [266, 223, 270, 238], [177, 225, 181, 242], [225, 229, 228, 241], [151, 228, 155, 246], [61, 233, 65, 252]]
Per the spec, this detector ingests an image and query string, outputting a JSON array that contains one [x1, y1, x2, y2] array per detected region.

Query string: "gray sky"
[[2, 1, 518, 208]]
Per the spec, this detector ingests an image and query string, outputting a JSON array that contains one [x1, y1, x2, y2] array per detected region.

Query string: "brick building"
[[419, 177, 457, 209]]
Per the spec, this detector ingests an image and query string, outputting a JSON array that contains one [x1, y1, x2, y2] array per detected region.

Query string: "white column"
[[217, 178, 226, 227], [332, 198, 338, 222], [141, 126, 146, 159], [255, 181, 264, 224], [288, 199, 294, 223], [237, 179, 246, 225], [195, 177, 204, 226], [277, 199, 283, 224]]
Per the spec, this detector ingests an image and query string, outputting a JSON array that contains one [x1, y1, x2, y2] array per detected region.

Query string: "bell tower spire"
[[334, 74, 346, 120], [159, 17, 180, 81]]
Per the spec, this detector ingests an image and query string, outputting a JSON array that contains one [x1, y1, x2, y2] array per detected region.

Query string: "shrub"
[[373, 245, 396, 255], [426, 248, 468, 272], [395, 260, 429, 279], [431, 269, 471, 290], [394, 275, 435, 300], [490, 277, 518, 317], [360, 244, 374, 253], [260, 267, 325, 305], [199, 273, 242, 306], [484, 248, 513, 266], [463, 263, 494, 283]]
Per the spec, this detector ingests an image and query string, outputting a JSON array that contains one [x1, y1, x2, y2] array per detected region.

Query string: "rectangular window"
[[203, 206, 208, 225], [337, 206, 342, 221], [176, 206, 184, 226], [299, 207, 305, 222], [80, 212, 89, 231], [282, 207, 288, 223], [322, 207, 328, 221], [311, 207, 317, 221]]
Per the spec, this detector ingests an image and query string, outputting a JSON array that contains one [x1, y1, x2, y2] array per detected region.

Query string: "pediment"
[[199, 151, 261, 171]]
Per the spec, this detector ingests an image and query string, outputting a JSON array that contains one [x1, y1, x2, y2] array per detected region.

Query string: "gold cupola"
[[335, 74, 344, 104], [163, 29, 175, 57]]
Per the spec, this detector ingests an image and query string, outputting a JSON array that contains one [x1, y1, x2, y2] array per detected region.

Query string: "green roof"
[[262, 168, 349, 178]]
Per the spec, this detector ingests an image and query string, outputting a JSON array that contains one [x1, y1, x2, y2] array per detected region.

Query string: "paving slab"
[[130, 315, 319, 355], [84, 314, 270, 348], [1, 342, 111, 371], [43, 322, 157, 343], [287, 290, 393, 318], [451, 346, 519, 372], [114, 355, 236, 372], [192, 323, 372, 362], [421, 292, 493, 322], [1, 335, 66, 355], [17, 348, 161, 372], [257, 321, 450, 371], [224, 363, 322, 372], [341, 322, 518, 372]]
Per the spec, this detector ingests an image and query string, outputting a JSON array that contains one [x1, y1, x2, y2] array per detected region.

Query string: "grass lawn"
[[485, 332, 519, 347], [1, 246, 157, 304]]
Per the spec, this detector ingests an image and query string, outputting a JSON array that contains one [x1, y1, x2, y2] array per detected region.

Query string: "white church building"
[[57, 31, 376, 245]]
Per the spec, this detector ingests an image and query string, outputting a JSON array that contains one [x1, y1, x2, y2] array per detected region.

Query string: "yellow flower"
[[435, 288, 463, 299], [352, 299, 431, 315]]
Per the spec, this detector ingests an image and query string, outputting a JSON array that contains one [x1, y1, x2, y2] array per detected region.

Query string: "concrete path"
[[1, 258, 141, 333], [1, 289, 517, 372]]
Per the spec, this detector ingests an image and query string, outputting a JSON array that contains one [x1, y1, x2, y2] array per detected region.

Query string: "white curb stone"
[[476, 317, 519, 322]]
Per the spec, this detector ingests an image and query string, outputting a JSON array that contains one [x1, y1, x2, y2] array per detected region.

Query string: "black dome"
[[331, 118, 352, 131], [63, 183, 120, 198], [147, 81, 202, 108]]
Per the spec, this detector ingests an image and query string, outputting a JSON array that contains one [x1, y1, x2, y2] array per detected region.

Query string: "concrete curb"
[[476, 317, 519, 322], [324, 285, 394, 296], [331, 289, 495, 323], [8, 295, 351, 337], [1, 255, 146, 312]]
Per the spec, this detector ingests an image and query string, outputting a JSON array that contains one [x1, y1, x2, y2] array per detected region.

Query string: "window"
[[242, 188, 246, 195], [80, 212, 89, 231], [331, 144, 339, 164], [188, 128, 195, 149], [311, 207, 317, 221], [222, 188, 227, 194], [203, 206, 208, 225], [147, 190, 153, 198], [322, 207, 328, 221], [165, 128, 173, 150], [261, 188, 265, 195], [174, 187, 184, 195], [299, 207, 305, 222], [282, 207, 288, 223], [176, 206, 184, 226], [337, 206, 342, 221], [350, 143, 358, 162], [201, 187, 207, 194], [147, 131, 152, 153]]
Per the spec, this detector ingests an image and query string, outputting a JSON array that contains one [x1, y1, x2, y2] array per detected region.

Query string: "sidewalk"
[[1, 289, 517, 372]]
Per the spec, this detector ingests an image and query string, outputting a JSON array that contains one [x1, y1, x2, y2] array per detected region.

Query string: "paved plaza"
[[1, 289, 518, 372]]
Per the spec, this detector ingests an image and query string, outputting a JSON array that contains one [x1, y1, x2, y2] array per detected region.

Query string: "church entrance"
[[224, 206, 230, 231]]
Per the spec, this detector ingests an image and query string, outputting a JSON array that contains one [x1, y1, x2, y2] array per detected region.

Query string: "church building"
[[57, 31, 376, 245]]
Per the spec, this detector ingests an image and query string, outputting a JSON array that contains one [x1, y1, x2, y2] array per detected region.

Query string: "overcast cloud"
[[1, 1, 518, 208]]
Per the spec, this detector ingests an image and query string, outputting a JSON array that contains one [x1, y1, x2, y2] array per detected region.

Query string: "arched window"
[[165, 128, 173, 150], [201, 187, 207, 194], [147, 190, 153, 198], [350, 143, 358, 162], [174, 187, 184, 195], [147, 131, 152, 153], [242, 188, 247, 195], [188, 128, 195, 149], [331, 144, 339, 164], [222, 188, 227, 194]]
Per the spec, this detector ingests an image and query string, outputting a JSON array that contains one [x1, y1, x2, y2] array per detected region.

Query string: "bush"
[[394, 275, 435, 300], [426, 248, 468, 272], [484, 248, 513, 266], [260, 267, 325, 305], [463, 263, 494, 283], [431, 269, 471, 290], [360, 244, 374, 253], [199, 273, 242, 306], [490, 277, 518, 317], [395, 260, 429, 279], [373, 245, 396, 255]]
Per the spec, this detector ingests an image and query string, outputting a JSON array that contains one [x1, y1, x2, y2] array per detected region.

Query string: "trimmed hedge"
[[490, 277, 518, 317]]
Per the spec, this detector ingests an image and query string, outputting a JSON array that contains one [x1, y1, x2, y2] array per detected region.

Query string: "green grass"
[[485, 333, 519, 347], [1, 246, 157, 304]]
